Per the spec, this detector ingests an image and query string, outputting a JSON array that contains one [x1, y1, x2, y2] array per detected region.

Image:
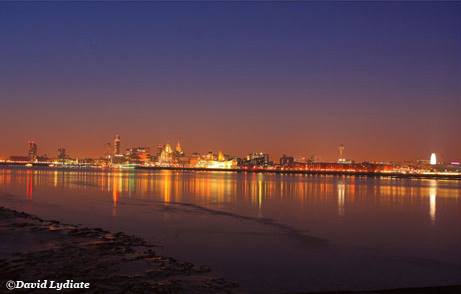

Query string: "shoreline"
[[1, 163, 461, 180], [0, 206, 240, 293], [1, 206, 460, 293]]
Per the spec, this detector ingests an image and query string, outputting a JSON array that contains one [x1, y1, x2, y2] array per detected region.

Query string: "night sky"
[[1, 2, 460, 162]]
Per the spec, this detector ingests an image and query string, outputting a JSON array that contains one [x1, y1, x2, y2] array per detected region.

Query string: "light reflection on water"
[[1, 168, 461, 226], [1, 167, 460, 228], [1, 167, 461, 293]]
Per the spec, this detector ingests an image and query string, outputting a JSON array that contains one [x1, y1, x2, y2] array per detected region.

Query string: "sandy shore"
[[2, 206, 460, 294], [0, 206, 240, 293]]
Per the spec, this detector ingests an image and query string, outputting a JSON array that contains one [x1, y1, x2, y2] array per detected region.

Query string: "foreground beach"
[[1, 206, 461, 293], [0, 207, 239, 293]]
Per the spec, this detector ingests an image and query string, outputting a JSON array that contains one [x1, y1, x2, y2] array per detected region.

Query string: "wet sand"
[[1, 205, 460, 294], [0, 206, 240, 293]]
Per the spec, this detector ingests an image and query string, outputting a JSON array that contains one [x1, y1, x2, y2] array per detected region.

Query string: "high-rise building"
[[338, 144, 346, 163], [158, 144, 174, 164], [280, 154, 294, 166], [126, 147, 151, 164], [175, 141, 184, 157], [430, 153, 437, 165], [113, 135, 121, 156], [58, 148, 67, 161], [245, 152, 270, 166], [217, 151, 225, 161], [155, 144, 164, 159], [104, 142, 112, 160], [28, 141, 38, 162]]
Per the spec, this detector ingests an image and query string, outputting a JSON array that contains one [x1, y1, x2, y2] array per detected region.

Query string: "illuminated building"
[[194, 152, 237, 169], [158, 144, 174, 165], [338, 144, 346, 163], [280, 154, 294, 167], [113, 134, 121, 156], [9, 155, 29, 162], [430, 153, 437, 165], [57, 148, 67, 161], [217, 151, 225, 161], [104, 142, 112, 161], [195, 159, 238, 169], [206, 151, 215, 161], [245, 153, 270, 166], [175, 141, 184, 157], [28, 141, 38, 162], [126, 147, 151, 164], [155, 144, 164, 159]]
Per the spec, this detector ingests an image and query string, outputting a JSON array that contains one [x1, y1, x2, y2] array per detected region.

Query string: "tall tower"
[[28, 141, 38, 162], [430, 153, 437, 165], [217, 151, 225, 161], [338, 144, 345, 163], [58, 148, 67, 161], [175, 141, 184, 156], [113, 135, 121, 156]]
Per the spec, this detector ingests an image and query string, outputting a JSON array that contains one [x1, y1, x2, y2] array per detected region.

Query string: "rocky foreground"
[[0, 207, 240, 293]]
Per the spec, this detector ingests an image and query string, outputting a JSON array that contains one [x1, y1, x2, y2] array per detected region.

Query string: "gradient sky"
[[0, 1, 460, 162]]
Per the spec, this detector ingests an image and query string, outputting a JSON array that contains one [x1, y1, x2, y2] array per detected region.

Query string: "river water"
[[1, 167, 460, 293]]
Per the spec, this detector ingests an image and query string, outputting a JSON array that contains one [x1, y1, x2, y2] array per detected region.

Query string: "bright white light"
[[430, 153, 437, 165]]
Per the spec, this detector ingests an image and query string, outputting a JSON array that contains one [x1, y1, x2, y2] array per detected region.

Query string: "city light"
[[0, 137, 459, 178]]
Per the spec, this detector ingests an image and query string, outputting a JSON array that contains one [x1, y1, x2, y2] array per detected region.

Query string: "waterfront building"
[[245, 152, 271, 166], [104, 142, 112, 161], [280, 155, 295, 167], [206, 151, 215, 161], [337, 144, 352, 164], [126, 147, 151, 164], [158, 144, 174, 165], [9, 156, 29, 162], [338, 144, 346, 163], [195, 158, 238, 169], [57, 148, 67, 161], [175, 141, 184, 157], [28, 141, 38, 162], [155, 144, 164, 158], [113, 135, 121, 156], [217, 151, 225, 161], [430, 153, 437, 165], [193, 151, 237, 169]]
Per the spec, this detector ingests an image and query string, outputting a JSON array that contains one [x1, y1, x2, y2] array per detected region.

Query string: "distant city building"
[[175, 141, 184, 157], [308, 155, 320, 163], [158, 144, 174, 165], [206, 151, 215, 161], [191, 150, 237, 169], [126, 147, 150, 164], [280, 154, 294, 167], [245, 152, 270, 166], [154, 144, 164, 160], [338, 144, 346, 163], [104, 142, 112, 160], [57, 148, 67, 161], [217, 151, 225, 161], [113, 135, 121, 156], [430, 153, 437, 165], [9, 156, 29, 162], [28, 141, 38, 162]]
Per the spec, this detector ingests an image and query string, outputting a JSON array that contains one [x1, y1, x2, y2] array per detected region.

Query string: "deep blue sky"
[[1, 1, 460, 161]]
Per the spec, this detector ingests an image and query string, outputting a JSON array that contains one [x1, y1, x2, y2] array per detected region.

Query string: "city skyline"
[[1, 135, 458, 164], [1, 2, 461, 293], [1, 2, 460, 161]]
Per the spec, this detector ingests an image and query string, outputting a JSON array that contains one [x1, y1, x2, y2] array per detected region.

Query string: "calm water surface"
[[1, 167, 461, 293]]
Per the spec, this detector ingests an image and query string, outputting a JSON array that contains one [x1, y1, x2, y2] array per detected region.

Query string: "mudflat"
[[0, 206, 240, 293]]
